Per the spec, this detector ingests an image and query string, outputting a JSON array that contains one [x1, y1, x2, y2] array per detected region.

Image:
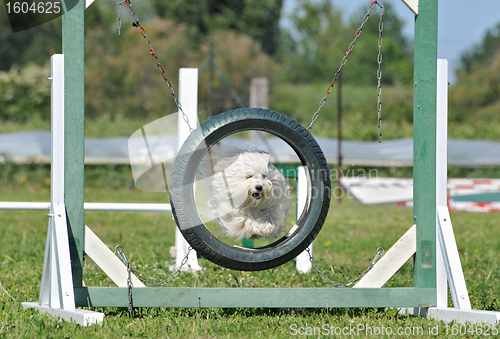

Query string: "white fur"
[[209, 151, 291, 240]]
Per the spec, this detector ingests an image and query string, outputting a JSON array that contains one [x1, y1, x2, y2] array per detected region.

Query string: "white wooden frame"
[[21, 55, 105, 326]]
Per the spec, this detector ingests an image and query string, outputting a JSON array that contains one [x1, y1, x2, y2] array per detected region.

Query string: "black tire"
[[169, 108, 331, 271]]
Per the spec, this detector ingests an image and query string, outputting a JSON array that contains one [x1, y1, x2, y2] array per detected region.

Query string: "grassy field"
[[1, 183, 499, 338]]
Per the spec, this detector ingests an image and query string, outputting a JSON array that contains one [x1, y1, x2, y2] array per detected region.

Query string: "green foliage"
[[283, 1, 349, 82], [343, 3, 413, 86], [460, 22, 500, 72], [0, 63, 51, 122], [2, 0, 500, 143], [0, 162, 134, 190], [270, 83, 414, 141], [149, 0, 283, 56], [0, 161, 51, 189], [283, 1, 413, 86], [84, 17, 282, 122], [449, 22, 500, 139], [0, 10, 61, 71]]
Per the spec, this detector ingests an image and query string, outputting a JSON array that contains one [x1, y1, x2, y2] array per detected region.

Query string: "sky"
[[281, 0, 500, 82]]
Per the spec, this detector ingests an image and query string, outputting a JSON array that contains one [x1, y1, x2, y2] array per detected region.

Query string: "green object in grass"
[[242, 237, 254, 249]]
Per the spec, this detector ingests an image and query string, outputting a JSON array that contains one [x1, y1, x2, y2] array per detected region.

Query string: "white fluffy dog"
[[209, 150, 291, 240]]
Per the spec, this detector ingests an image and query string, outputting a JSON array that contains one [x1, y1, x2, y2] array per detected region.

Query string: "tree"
[[149, 0, 283, 56], [284, 0, 350, 82], [449, 23, 500, 138], [0, 0, 120, 71], [460, 23, 500, 72], [344, 2, 413, 86], [0, 63, 51, 122], [282, 1, 413, 86], [0, 10, 61, 71]]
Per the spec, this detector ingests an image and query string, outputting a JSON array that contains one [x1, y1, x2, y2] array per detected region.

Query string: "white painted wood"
[[52, 203, 75, 309], [83, 203, 171, 212], [436, 59, 449, 308], [178, 68, 198, 148], [0, 202, 172, 211], [172, 68, 202, 271], [51, 54, 65, 205], [354, 225, 416, 288], [85, 0, 96, 9], [295, 167, 312, 273], [84, 225, 145, 287], [39, 55, 74, 310], [0, 202, 170, 211], [26, 54, 105, 325], [436, 238, 447, 307], [0, 202, 52, 210], [401, 0, 418, 15], [49, 222, 60, 308], [437, 207, 471, 309], [38, 218, 52, 306], [22, 302, 104, 326], [436, 59, 448, 209], [428, 308, 500, 324]]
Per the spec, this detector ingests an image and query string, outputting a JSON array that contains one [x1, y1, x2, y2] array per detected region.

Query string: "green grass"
[[1, 184, 499, 338]]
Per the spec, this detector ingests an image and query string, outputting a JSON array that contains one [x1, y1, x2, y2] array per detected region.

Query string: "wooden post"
[[249, 77, 269, 109], [413, 0, 438, 291], [249, 77, 269, 141], [63, 0, 85, 288], [208, 38, 214, 118]]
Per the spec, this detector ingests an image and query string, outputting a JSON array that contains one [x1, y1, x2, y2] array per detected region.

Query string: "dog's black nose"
[[255, 185, 263, 192]]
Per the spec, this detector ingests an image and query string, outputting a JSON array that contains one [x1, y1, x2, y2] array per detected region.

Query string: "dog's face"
[[210, 150, 292, 240], [238, 152, 274, 207], [213, 151, 279, 208], [245, 166, 272, 205]]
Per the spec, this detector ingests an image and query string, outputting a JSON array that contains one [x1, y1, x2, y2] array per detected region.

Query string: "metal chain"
[[116, 1, 122, 36], [116, 0, 194, 132], [126, 262, 133, 317], [115, 245, 193, 289], [306, 247, 384, 287], [307, 0, 384, 138], [376, 5, 384, 142]]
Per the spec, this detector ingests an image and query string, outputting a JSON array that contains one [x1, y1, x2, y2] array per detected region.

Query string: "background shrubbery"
[[1, 1, 499, 141]]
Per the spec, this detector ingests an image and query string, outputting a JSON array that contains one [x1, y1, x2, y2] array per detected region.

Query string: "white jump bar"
[[0, 202, 171, 212]]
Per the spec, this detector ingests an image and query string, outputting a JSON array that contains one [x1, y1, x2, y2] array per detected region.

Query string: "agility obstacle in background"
[[341, 178, 500, 211], [1, 0, 497, 326]]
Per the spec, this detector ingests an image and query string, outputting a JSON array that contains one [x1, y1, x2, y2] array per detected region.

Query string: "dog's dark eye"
[[262, 174, 267, 178], [246, 175, 253, 179]]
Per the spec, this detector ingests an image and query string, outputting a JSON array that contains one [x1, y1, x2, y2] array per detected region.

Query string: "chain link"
[[116, 243, 381, 291], [307, 0, 384, 139], [306, 247, 384, 287], [115, 245, 194, 289], [376, 5, 384, 142], [126, 262, 133, 317], [117, 0, 194, 132], [116, 1, 122, 36]]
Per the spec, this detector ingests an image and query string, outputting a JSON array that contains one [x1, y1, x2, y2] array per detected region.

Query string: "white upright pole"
[[38, 54, 75, 310], [23, 54, 104, 326], [435, 59, 449, 307], [295, 166, 312, 273], [172, 68, 202, 271]]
